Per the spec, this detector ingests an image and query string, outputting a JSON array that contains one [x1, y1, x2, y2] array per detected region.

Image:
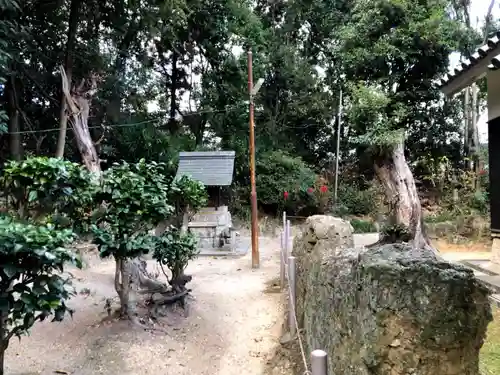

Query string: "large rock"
[[293, 216, 492, 375], [292, 215, 354, 327]]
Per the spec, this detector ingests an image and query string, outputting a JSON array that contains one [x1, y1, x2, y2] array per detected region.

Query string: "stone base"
[[491, 237, 500, 265], [189, 206, 237, 251]]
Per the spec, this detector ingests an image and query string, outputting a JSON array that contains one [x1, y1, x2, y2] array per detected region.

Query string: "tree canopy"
[[0, 0, 489, 215]]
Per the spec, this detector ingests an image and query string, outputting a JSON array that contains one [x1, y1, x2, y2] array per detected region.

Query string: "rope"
[[280, 229, 311, 375]]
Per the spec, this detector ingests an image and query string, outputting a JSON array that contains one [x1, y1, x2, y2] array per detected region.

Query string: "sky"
[[450, 0, 500, 143]]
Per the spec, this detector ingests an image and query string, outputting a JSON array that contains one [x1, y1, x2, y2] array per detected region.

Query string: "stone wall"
[[292, 215, 492, 375]]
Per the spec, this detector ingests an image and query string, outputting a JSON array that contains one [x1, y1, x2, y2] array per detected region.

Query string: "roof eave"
[[440, 34, 500, 97], [441, 70, 488, 97]]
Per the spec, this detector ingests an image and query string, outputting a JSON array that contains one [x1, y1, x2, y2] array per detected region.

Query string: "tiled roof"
[[176, 151, 236, 186], [440, 31, 500, 90]]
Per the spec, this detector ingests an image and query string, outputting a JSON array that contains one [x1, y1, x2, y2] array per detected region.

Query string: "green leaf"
[[48, 300, 61, 309], [23, 312, 35, 328], [20, 293, 32, 305], [28, 190, 38, 202], [4, 264, 18, 278]]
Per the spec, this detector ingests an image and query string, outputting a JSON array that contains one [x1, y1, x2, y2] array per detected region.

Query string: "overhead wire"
[[1, 104, 246, 135]]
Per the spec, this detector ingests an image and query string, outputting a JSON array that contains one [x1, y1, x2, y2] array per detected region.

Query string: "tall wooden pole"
[[248, 49, 260, 268], [333, 88, 342, 205]]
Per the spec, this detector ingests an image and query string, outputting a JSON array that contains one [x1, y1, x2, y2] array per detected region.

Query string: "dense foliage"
[[0, 0, 485, 215], [153, 228, 199, 282], [168, 175, 208, 227], [0, 216, 81, 373], [152, 174, 206, 282], [253, 151, 317, 214], [1, 157, 96, 232], [0, 0, 493, 372]]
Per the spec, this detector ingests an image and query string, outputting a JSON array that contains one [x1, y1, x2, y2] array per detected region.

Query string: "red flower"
[[320, 185, 328, 193], [283, 191, 289, 200], [307, 187, 314, 194], [479, 169, 487, 176]]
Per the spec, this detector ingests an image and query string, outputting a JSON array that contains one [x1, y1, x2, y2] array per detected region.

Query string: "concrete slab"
[[474, 274, 500, 293], [462, 259, 499, 276], [440, 252, 491, 263], [353, 232, 380, 247], [197, 237, 250, 258]]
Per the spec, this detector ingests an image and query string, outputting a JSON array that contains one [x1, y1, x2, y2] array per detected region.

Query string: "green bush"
[[337, 184, 378, 216], [153, 228, 199, 283], [91, 160, 173, 317], [424, 211, 456, 223], [350, 218, 377, 233], [255, 150, 318, 214], [153, 175, 206, 284], [168, 175, 208, 227], [0, 217, 81, 375], [1, 157, 96, 233], [470, 190, 489, 214]]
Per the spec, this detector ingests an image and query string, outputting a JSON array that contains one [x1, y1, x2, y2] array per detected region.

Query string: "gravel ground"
[[5, 236, 283, 375]]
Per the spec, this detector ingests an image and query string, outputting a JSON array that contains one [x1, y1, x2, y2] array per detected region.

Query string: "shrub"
[[153, 228, 199, 283], [91, 162, 207, 317], [255, 150, 318, 214], [350, 218, 377, 233], [0, 157, 96, 233], [167, 175, 208, 227], [470, 190, 489, 214], [91, 160, 173, 317], [337, 184, 378, 216], [153, 175, 206, 284], [0, 217, 81, 375]]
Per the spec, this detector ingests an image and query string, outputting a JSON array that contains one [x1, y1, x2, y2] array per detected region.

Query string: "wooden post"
[[333, 88, 342, 205], [248, 49, 260, 268]]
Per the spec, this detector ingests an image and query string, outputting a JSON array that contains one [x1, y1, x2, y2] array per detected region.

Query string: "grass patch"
[[350, 218, 377, 233], [481, 306, 500, 374]]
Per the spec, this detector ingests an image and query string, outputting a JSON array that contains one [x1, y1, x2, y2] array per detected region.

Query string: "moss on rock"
[[293, 216, 492, 375]]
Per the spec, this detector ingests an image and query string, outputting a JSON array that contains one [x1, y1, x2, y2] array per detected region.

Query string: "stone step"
[[198, 206, 228, 213], [194, 211, 220, 216], [189, 222, 218, 228]]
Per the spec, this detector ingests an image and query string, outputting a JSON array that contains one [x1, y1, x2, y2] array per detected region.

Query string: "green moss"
[[481, 306, 500, 374]]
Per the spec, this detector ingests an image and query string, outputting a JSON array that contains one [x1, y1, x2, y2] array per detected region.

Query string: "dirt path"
[[5, 236, 283, 375]]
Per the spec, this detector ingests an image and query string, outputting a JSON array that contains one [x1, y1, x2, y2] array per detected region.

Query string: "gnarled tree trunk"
[[114, 257, 168, 319], [60, 67, 101, 174], [373, 140, 436, 253], [56, 0, 81, 158]]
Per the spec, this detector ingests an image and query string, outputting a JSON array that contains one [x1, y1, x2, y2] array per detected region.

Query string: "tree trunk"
[[114, 257, 168, 319], [6, 76, 21, 161], [60, 68, 101, 174], [72, 95, 101, 173], [117, 258, 132, 317], [0, 343, 4, 375], [56, 0, 81, 158], [373, 140, 436, 253], [114, 258, 136, 318], [169, 50, 179, 134], [0, 308, 7, 375]]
